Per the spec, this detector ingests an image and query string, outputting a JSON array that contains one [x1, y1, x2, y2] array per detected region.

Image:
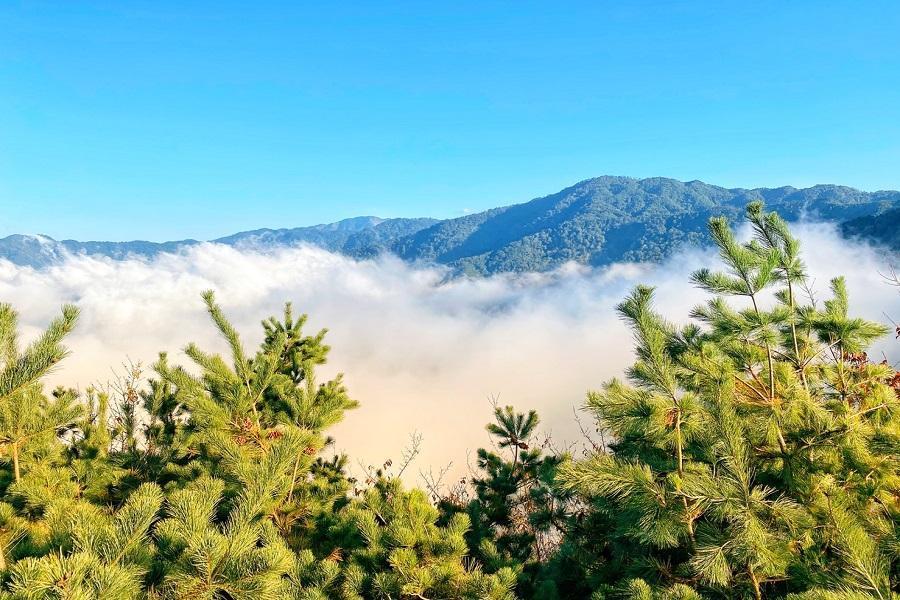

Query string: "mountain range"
[[3, 176, 899, 275]]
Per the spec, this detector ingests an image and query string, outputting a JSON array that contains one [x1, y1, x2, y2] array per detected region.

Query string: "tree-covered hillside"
[[842, 206, 900, 251], [1, 204, 899, 599], [215, 216, 440, 257], [2, 177, 899, 273], [392, 177, 900, 274]]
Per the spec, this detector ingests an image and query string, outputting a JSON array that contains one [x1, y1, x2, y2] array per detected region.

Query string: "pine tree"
[[4, 483, 164, 599], [558, 203, 900, 599], [0, 304, 80, 485], [440, 405, 570, 596], [133, 291, 352, 509], [319, 477, 518, 600]]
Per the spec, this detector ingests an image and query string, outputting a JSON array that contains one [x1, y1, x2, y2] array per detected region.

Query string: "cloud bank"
[[1, 223, 898, 482]]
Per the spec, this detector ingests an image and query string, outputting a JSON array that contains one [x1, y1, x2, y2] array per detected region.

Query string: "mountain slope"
[[390, 176, 900, 274], [841, 207, 900, 250], [2, 177, 898, 273], [214, 217, 438, 256]]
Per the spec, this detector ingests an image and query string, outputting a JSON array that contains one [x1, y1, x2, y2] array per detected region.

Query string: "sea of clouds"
[[1, 222, 898, 484]]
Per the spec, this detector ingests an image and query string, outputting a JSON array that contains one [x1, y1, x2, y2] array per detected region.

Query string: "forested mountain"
[[842, 206, 900, 250], [213, 216, 440, 258], [393, 176, 900, 274], [3, 176, 898, 272]]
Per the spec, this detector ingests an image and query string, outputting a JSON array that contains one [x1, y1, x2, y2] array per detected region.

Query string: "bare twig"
[[396, 431, 423, 478]]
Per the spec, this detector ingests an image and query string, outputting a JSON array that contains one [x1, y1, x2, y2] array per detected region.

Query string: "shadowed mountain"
[[2, 177, 898, 273], [842, 207, 900, 251]]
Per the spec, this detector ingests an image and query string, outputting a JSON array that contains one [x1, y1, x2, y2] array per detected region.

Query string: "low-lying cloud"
[[1, 222, 898, 483]]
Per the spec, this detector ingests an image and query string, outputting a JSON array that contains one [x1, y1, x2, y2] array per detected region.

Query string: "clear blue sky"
[[2, 1, 899, 241]]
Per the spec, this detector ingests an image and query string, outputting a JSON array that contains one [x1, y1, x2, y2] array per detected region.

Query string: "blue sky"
[[2, 1, 899, 241]]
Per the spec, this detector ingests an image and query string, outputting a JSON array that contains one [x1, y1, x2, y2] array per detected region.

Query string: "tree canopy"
[[0, 203, 897, 599]]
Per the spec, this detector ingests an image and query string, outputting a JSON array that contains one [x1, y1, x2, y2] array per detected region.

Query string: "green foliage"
[[318, 478, 517, 599], [0, 304, 80, 486], [438, 405, 570, 596], [0, 203, 899, 599], [557, 203, 900, 599], [5, 483, 163, 599], [0, 290, 512, 599]]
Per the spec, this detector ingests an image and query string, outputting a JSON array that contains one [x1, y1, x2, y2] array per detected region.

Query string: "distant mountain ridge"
[[3, 176, 899, 274], [0, 217, 439, 268]]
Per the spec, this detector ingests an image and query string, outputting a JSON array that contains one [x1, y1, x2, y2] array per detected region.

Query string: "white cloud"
[[1, 222, 898, 483]]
